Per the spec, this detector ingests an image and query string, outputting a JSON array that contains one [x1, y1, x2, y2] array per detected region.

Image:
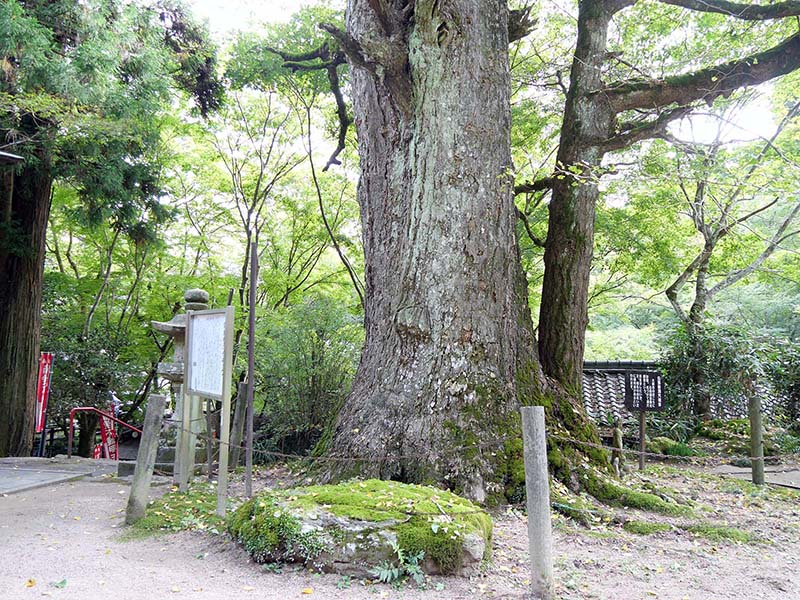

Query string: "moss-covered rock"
[[226, 479, 492, 577]]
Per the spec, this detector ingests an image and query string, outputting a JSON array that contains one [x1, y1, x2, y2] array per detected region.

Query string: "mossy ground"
[[227, 479, 492, 574], [622, 519, 755, 542], [623, 520, 672, 535], [122, 483, 224, 540]]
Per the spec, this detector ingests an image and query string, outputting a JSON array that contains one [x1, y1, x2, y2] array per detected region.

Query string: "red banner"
[[34, 352, 54, 433]]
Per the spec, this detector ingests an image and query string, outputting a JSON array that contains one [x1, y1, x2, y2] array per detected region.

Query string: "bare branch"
[[657, 0, 800, 20], [323, 63, 352, 171], [602, 106, 693, 151], [516, 206, 546, 248], [708, 202, 800, 298]]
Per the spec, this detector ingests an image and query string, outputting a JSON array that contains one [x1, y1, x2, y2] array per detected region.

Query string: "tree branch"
[[708, 202, 800, 298], [509, 6, 537, 43], [657, 0, 800, 20], [324, 63, 352, 171], [602, 106, 693, 151], [514, 176, 554, 196], [606, 33, 800, 112], [515, 206, 546, 247], [318, 23, 373, 70]]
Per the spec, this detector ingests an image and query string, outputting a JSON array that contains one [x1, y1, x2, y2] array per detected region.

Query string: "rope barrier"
[[158, 417, 800, 468]]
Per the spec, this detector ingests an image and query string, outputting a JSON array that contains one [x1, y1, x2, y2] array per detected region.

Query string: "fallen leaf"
[[25, 579, 36, 588], [302, 588, 313, 595], [52, 579, 67, 589]]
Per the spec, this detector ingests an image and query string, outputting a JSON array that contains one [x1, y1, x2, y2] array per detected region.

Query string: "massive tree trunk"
[[0, 159, 53, 457], [322, 0, 604, 500]]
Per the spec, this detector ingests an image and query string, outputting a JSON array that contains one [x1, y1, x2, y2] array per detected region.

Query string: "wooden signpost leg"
[[178, 390, 193, 492], [216, 305, 235, 517]]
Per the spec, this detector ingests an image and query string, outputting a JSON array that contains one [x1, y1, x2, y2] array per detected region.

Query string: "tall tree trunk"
[[323, 0, 605, 500], [538, 0, 616, 389], [0, 160, 53, 457]]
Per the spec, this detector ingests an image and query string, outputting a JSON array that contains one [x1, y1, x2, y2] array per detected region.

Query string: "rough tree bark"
[[0, 157, 53, 457], [318, 0, 603, 501]]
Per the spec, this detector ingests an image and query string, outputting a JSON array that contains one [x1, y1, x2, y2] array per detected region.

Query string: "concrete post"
[[521, 406, 554, 600], [125, 394, 167, 525]]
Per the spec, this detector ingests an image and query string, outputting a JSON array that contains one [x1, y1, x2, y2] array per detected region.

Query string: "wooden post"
[[521, 406, 553, 600], [205, 398, 214, 481], [125, 394, 166, 525], [245, 241, 258, 498], [748, 393, 765, 485], [177, 385, 193, 491], [638, 411, 646, 471], [215, 305, 235, 516], [612, 417, 624, 477], [229, 382, 247, 470]]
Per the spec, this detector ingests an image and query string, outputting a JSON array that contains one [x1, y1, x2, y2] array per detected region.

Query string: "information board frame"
[[185, 308, 233, 400]]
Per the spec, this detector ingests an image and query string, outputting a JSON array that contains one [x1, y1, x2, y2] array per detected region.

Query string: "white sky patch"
[[669, 88, 777, 145], [187, 0, 316, 36]]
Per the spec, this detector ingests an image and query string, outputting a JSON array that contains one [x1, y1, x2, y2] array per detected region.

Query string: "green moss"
[[395, 522, 464, 573], [647, 436, 703, 457], [550, 487, 612, 526], [227, 479, 492, 574], [583, 472, 692, 516], [623, 520, 671, 535], [682, 523, 756, 543], [125, 483, 224, 539], [226, 495, 328, 564]]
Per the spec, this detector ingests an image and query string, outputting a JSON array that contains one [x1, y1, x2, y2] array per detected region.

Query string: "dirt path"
[[1, 467, 799, 599]]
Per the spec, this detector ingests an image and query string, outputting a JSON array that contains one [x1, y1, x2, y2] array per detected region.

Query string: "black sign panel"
[[624, 371, 665, 412]]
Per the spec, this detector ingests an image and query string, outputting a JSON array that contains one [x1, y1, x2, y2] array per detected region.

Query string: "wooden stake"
[[125, 394, 166, 525], [638, 411, 646, 471], [521, 406, 553, 600], [748, 393, 765, 485], [245, 241, 258, 498], [229, 382, 247, 470]]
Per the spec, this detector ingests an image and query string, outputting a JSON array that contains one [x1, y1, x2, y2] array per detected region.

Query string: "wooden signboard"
[[181, 306, 234, 516]]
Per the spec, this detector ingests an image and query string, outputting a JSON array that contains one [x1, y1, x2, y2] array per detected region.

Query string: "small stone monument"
[[150, 289, 210, 482]]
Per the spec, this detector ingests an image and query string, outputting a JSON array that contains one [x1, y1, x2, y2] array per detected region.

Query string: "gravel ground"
[[1, 465, 799, 600]]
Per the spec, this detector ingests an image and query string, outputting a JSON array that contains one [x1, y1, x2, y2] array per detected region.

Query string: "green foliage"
[[583, 473, 692, 516], [661, 323, 766, 415], [254, 297, 363, 457], [225, 4, 345, 97], [646, 436, 702, 457], [766, 340, 800, 430], [370, 540, 427, 588]]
